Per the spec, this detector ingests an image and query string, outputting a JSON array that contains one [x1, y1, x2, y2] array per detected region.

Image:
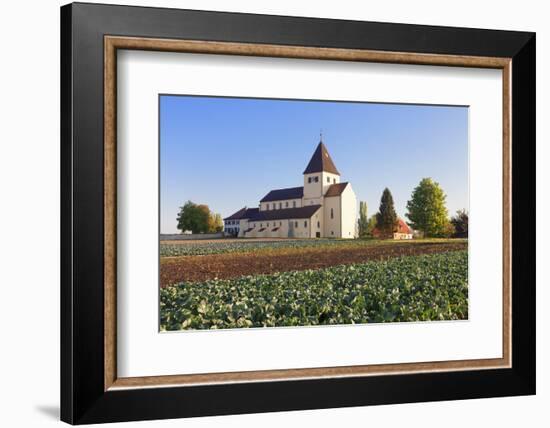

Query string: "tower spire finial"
[[320, 129, 323, 142]]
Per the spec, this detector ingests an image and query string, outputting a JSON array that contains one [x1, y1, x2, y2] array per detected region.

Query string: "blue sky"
[[160, 95, 468, 234]]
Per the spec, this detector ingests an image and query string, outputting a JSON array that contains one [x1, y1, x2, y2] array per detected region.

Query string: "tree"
[[451, 209, 468, 238], [358, 201, 369, 238], [366, 215, 377, 237], [176, 201, 210, 233], [375, 188, 398, 238], [208, 213, 224, 233], [406, 178, 450, 237]]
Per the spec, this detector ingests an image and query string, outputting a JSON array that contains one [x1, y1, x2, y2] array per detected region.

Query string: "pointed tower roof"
[[303, 141, 340, 175]]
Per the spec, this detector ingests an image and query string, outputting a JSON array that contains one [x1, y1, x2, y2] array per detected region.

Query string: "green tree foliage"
[[358, 201, 369, 238], [366, 215, 377, 237], [406, 178, 450, 237], [375, 188, 398, 238], [177, 201, 223, 234], [450, 209, 469, 238]]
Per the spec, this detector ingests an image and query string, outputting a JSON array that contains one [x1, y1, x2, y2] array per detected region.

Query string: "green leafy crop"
[[160, 250, 468, 331]]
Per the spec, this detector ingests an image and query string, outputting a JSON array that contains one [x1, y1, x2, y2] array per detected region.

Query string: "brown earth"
[[160, 241, 467, 287]]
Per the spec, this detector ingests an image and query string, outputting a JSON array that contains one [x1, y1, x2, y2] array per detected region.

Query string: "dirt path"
[[160, 241, 467, 287]]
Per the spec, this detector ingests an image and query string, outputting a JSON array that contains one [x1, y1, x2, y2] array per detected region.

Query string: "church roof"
[[260, 186, 304, 202], [248, 205, 322, 221], [324, 182, 349, 197], [224, 207, 259, 220], [303, 142, 340, 175]]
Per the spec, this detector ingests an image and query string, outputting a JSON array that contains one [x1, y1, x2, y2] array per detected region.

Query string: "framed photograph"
[[61, 2, 535, 424]]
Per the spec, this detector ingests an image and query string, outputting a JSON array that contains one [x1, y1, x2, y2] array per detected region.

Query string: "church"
[[224, 140, 358, 239]]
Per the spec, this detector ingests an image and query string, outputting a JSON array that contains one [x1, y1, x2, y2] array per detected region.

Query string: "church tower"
[[303, 138, 341, 204]]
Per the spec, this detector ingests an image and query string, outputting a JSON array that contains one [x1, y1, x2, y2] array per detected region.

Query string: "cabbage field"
[[160, 250, 468, 330], [160, 237, 463, 257]]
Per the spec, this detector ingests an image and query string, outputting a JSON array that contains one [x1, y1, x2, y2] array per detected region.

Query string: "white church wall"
[[261, 198, 302, 211], [323, 196, 341, 238], [312, 210, 323, 238], [340, 183, 358, 239], [303, 173, 323, 199], [321, 172, 340, 194]]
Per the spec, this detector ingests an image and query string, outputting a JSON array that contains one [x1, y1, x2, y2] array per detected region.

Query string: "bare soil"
[[160, 241, 467, 287]]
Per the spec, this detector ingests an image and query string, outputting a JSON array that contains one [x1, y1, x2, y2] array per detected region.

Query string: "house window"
[[317, 221, 320, 228], [304, 221, 307, 227], [314, 176, 319, 182], [280, 221, 282, 226], [331, 231, 334, 235], [260, 223, 263, 227], [333, 178, 336, 183], [295, 221, 298, 228], [285, 201, 288, 208], [267, 203, 270, 210], [278, 203, 281, 209], [331, 208, 334, 219], [327, 177, 330, 183], [293, 201, 296, 208], [267, 222, 269, 227]]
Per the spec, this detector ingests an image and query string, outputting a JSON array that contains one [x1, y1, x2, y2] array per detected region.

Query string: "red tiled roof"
[[372, 218, 412, 237], [396, 218, 412, 234]]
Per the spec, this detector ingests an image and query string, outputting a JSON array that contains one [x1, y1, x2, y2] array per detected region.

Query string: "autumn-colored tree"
[[406, 178, 450, 237], [208, 213, 224, 233], [451, 209, 469, 238]]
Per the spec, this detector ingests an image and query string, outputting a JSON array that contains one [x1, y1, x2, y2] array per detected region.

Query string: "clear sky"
[[160, 95, 468, 234]]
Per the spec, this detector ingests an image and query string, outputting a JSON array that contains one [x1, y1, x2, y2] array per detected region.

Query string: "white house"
[[224, 140, 357, 239]]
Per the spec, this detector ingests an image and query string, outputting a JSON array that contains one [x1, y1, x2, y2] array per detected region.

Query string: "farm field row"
[[160, 237, 466, 257], [160, 240, 467, 286], [160, 250, 468, 331]]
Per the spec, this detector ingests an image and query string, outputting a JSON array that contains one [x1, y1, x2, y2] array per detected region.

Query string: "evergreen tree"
[[406, 178, 449, 237], [375, 188, 398, 238], [358, 201, 369, 238]]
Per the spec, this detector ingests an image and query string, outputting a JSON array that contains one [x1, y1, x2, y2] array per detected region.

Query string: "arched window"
[[331, 208, 334, 219]]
